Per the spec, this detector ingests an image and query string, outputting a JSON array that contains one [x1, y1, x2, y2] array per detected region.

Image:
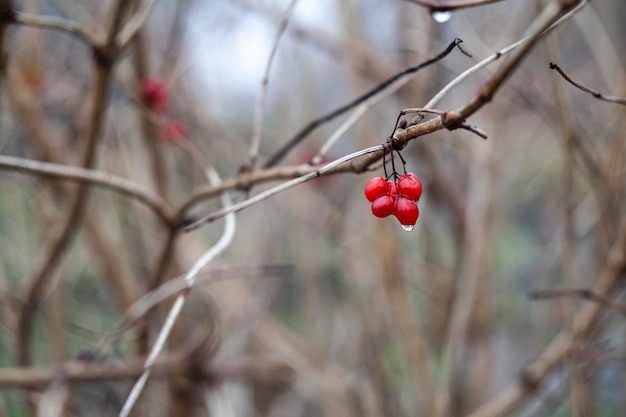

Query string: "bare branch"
[[529, 289, 626, 317], [263, 38, 470, 168], [549, 62, 626, 106], [0, 155, 173, 224], [12, 11, 99, 46]]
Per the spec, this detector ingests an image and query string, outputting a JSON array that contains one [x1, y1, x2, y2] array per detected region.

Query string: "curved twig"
[[549, 62, 626, 106], [263, 37, 470, 168], [0, 155, 173, 224]]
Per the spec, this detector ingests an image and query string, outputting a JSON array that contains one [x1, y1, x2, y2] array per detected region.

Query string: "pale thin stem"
[[16, 0, 133, 372], [119, 167, 237, 417], [0, 155, 173, 223], [184, 145, 384, 232], [248, 0, 299, 167], [95, 265, 291, 357], [549, 62, 626, 106]]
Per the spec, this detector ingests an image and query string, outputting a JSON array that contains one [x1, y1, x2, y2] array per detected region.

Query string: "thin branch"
[[184, 145, 384, 232], [263, 37, 470, 168], [549, 62, 626, 106], [95, 265, 293, 358], [0, 356, 293, 389], [316, 0, 587, 163], [468, 213, 626, 417], [183, 0, 584, 229], [119, 166, 237, 417], [12, 11, 99, 46], [247, 0, 299, 168], [402, 0, 506, 12], [0, 155, 173, 224], [529, 289, 626, 317], [118, 0, 157, 49]]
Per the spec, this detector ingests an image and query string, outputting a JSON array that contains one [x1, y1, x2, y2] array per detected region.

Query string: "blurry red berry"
[[160, 119, 187, 144], [397, 172, 422, 201], [371, 194, 395, 218], [394, 196, 419, 226], [140, 78, 168, 113], [365, 177, 390, 202]]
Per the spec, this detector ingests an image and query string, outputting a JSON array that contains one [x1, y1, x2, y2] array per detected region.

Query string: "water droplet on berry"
[[431, 11, 451, 23], [401, 224, 415, 232]]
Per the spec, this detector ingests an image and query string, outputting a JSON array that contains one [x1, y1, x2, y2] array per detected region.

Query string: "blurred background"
[[0, 0, 625, 416]]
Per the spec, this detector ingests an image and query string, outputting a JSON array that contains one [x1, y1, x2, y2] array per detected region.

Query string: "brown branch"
[[467, 212, 626, 417], [529, 289, 626, 318], [16, 0, 134, 369], [11, 10, 100, 46], [549, 62, 626, 106], [0, 155, 173, 224], [402, 0, 506, 12]]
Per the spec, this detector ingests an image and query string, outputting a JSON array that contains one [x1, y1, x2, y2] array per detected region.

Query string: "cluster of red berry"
[[364, 172, 422, 231], [139, 78, 188, 144]]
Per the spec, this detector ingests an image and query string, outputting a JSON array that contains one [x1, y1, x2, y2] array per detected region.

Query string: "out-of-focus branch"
[[549, 62, 626, 105], [467, 214, 626, 417], [118, 0, 157, 48], [16, 0, 134, 370], [179, 0, 587, 230], [0, 356, 294, 389], [119, 167, 237, 417], [247, 0, 299, 168], [529, 289, 626, 317], [11, 11, 100, 46], [0, 155, 174, 224]]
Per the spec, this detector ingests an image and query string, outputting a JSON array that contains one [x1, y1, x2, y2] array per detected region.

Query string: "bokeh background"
[[0, 0, 625, 416]]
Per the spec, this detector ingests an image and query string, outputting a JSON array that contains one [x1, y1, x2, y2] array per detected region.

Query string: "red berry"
[[397, 172, 422, 201], [140, 78, 168, 113], [159, 119, 188, 144], [364, 177, 390, 202], [371, 194, 395, 218], [394, 196, 419, 226]]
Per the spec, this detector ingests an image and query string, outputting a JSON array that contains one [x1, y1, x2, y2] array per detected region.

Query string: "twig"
[[402, 0, 505, 12], [468, 213, 626, 417], [0, 155, 173, 224], [247, 0, 299, 168], [184, 144, 384, 231], [12, 10, 99, 46], [549, 63, 626, 106], [529, 289, 626, 318], [119, 167, 237, 417], [263, 37, 470, 168], [0, 356, 293, 389]]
